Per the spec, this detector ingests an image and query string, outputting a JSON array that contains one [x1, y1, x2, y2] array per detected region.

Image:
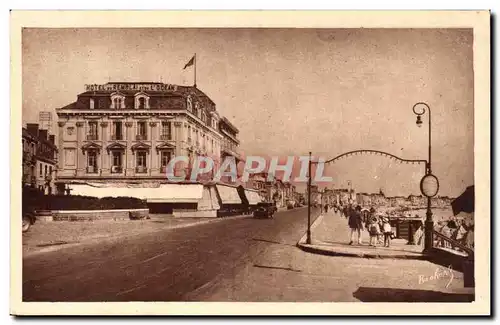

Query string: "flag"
[[183, 55, 195, 69]]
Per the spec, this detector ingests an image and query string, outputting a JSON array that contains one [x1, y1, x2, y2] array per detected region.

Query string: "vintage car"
[[22, 209, 36, 233], [253, 202, 278, 219]]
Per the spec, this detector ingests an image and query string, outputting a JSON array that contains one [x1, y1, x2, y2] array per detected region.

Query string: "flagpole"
[[194, 53, 197, 88]]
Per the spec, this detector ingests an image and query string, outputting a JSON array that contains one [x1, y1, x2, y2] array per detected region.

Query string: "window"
[[138, 97, 145, 109], [160, 151, 171, 167], [49, 166, 52, 175], [111, 94, 125, 109], [112, 151, 122, 167], [136, 151, 147, 167], [161, 121, 171, 140], [87, 151, 97, 172], [201, 112, 206, 124], [112, 121, 123, 140], [39, 164, 42, 177], [88, 121, 98, 140], [89, 98, 95, 109], [137, 122, 147, 139], [44, 165, 47, 177]]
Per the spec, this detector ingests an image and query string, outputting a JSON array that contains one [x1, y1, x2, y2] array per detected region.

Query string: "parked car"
[[22, 210, 36, 233], [253, 202, 277, 219], [287, 200, 295, 210]]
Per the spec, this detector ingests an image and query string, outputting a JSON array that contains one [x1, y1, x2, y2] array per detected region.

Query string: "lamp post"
[[412, 102, 440, 252], [306, 151, 312, 244]]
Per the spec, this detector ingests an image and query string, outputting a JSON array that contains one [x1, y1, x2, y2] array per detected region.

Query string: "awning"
[[67, 183, 204, 203], [216, 184, 242, 205], [245, 189, 262, 205], [451, 186, 474, 216]]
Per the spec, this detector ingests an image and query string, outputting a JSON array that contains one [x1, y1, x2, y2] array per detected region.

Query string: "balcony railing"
[[86, 166, 98, 174], [111, 134, 123, 141], [160, 134, 172, 141], [111, 166, 123, 174], [136, 134, 147, 141], [160, 166, 168, 173], [86, 134, 98, 141], [135, 166, 147, 174], [433, 230, 474, 256]]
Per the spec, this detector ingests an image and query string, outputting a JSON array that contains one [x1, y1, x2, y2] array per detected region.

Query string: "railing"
[[111, 166, 123, 174], [136, 134, 147, 141], [433, 230, 474, 256], [160, 134, 172, 141], [135, 166, 147, 174], [111, 134, 123, 140], [86, 166, 98, 174], [160, 166, 168, 173], [86, 134, 98, 141]]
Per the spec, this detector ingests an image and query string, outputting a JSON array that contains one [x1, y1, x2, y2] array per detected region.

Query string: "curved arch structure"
[[313, 149, 428, 169]]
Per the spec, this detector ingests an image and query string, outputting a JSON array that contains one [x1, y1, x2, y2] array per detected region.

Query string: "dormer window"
[[89, 98, 95, 109], [134, 92, 150, 109], [110, 92, 126, 109]]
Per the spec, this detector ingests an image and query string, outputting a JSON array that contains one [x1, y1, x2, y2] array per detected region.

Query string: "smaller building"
[[23, 123, 58, 194]]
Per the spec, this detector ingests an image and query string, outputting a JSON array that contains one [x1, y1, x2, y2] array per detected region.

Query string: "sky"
[[22, 28, 474, 197]]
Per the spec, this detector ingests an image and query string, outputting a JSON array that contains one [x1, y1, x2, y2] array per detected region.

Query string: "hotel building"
[[56, 82, 241, 194]]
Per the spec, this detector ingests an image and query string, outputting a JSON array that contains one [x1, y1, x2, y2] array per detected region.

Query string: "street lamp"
[[412, 102, 440, 252]]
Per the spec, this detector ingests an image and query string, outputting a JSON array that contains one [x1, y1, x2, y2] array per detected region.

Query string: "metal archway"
[[311, 149, 428, 172]]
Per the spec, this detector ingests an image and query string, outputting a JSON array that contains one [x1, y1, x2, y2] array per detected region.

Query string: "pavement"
[[22, 214, 246, 257], [22, 207, 474, 303], [297, 211, 427, 259]]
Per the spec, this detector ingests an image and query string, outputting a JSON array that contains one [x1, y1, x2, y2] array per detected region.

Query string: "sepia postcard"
[[10, 10, 490, 316]]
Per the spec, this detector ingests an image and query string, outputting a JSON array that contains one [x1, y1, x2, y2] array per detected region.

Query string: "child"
[[382, 217, 392, 247], [368, 217, 381, 247]]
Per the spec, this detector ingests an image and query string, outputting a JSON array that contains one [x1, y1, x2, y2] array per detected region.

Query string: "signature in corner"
[[418, 265, 455, 288]]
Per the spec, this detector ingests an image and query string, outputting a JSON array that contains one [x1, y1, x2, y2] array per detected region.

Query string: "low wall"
[[44, 209, 149, 222]]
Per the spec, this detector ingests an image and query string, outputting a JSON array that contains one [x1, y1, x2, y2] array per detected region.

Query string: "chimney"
[[26, 123, 39, 137], [39, 129, 48, 141], [49, 135, 55, 144]]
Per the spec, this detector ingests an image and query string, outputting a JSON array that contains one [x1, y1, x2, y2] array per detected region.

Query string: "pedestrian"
[[377, 216, 385, 245], [368, 216, 381, 247], [324, 204, 329, 214], [414, 219, 424, 246], [381, 217, 393, 247], [348, 205, 364, 245]]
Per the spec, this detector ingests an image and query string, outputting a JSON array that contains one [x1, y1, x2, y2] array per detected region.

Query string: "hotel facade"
[[56, 82, 240, 194]]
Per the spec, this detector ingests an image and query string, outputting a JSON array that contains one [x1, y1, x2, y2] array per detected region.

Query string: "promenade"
[[298, 210, 426, 259]]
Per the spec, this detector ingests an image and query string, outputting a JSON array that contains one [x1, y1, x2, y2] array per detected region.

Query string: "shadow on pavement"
[[352, 287, 475, 302], [253, 264, 302, 273], [252, 238, 296, 247]]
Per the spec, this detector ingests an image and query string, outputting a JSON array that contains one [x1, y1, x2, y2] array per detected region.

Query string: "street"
[[23, 207, 471, 302], [23, 207, 320, 301]]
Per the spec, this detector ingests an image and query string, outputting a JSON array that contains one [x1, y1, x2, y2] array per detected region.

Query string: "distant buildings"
[[22, 123, 58, 194]]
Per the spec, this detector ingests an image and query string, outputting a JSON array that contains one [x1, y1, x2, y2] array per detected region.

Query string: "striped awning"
[[216, 184, 242, 205], [67, 183, 204, 203]]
